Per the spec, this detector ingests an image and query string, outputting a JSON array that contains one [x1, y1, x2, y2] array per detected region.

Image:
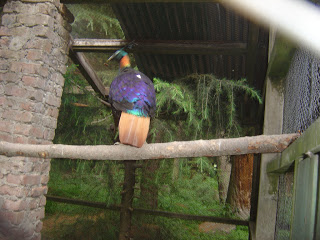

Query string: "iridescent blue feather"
[[109, 68, 156, 118]]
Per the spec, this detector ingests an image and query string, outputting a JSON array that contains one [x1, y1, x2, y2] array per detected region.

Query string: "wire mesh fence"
[[274, 171, 294, 240], [275, 47, 320, 239], [43, 157, 252, 240], [283, 49, 320, 134], [42, 2, 265, 239]]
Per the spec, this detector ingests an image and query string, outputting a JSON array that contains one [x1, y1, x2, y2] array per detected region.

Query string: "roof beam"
[[71, 39, 247, 55]]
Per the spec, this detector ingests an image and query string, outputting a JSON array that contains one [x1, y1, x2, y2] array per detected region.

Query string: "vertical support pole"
[[119, 160, 136, 240], [0, 1, 72, 239], [254, 29, 285, 240]]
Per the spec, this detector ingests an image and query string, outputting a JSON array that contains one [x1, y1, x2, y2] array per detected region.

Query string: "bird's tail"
[[118, 112, 150, 148]]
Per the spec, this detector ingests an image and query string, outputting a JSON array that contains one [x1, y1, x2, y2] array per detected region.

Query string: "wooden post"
[[255, 30, 286, 240], [119, 161, 136, 240]]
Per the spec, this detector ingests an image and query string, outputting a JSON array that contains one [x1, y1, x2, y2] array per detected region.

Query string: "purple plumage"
[[107, 49, 156, 147], [109, 68, 156, 118]]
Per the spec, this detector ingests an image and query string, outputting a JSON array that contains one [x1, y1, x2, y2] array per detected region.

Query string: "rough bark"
[[216, 155, 232, 203], [226, 154, 254, 220], [0, 133, 299, 161]]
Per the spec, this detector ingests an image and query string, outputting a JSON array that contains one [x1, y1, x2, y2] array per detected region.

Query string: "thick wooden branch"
[[71, 39, 247, 55], [0, 134, 299, 161]]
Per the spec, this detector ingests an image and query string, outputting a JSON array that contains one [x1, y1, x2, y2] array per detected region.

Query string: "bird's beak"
[[107, 51, 118, 62]]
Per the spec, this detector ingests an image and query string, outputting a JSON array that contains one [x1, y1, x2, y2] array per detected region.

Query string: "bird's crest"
[[106, 40, 136, 67], [107, 50, 130, 69]]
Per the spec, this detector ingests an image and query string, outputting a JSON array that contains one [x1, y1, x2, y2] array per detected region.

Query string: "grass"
[[43, 159, 249, 240]]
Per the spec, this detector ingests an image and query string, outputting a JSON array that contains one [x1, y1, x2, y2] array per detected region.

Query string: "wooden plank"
[[69, 46, 107, 98], [255, 43, 285, 239], [291, 154, 319, 240], [71, 39, 247, 55], [267, 118, 320, 174]]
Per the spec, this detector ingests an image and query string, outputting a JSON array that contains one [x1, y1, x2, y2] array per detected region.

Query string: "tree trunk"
[[226, 154, 254, 220], [216, 155, 232, 203], [140, 159, 160, 209], [119, 161, 136, 240]]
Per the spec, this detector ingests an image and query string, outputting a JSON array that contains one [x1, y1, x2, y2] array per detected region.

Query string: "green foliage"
[[67, 4, 124, 39], [152, 218, 248, 240], [152, 74, 262, 141], [45, 63, 123, 239], [55, 64, 114, 146], [145, 74, 262, 213], [45, 160, 248, 240], [66, 4, 124, 86], [43, 208, 119, 240], [159, 174, 219, 214], [46, 66, 258, 239], [47, 159, 123, 214]]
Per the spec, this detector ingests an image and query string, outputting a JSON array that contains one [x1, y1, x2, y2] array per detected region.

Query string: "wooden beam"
[[0, 134, 299, 161], [267, 118, 320, 174], [46, 195, 249, 226], [69, 40, 108, 98], [71, 39, 247, 55]]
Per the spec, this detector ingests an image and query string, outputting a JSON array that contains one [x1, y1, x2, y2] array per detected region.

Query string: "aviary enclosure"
[[0, 1, 319, 240]]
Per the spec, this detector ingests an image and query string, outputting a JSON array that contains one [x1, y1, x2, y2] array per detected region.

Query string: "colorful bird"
[[107, 49, 156, 148]]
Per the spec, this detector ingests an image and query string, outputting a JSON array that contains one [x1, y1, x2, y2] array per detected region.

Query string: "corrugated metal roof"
[[111, 2, 268, 84]]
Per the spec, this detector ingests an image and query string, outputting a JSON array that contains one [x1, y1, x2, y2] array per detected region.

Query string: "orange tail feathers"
[[118, 112, 150, 148]]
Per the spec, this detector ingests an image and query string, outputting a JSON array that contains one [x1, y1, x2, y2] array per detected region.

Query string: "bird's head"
[[107, 49, 130, 69], [107, 49, 128, 62]]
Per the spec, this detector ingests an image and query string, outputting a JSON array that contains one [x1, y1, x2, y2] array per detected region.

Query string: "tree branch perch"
[[0, 134, 299, 161]]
